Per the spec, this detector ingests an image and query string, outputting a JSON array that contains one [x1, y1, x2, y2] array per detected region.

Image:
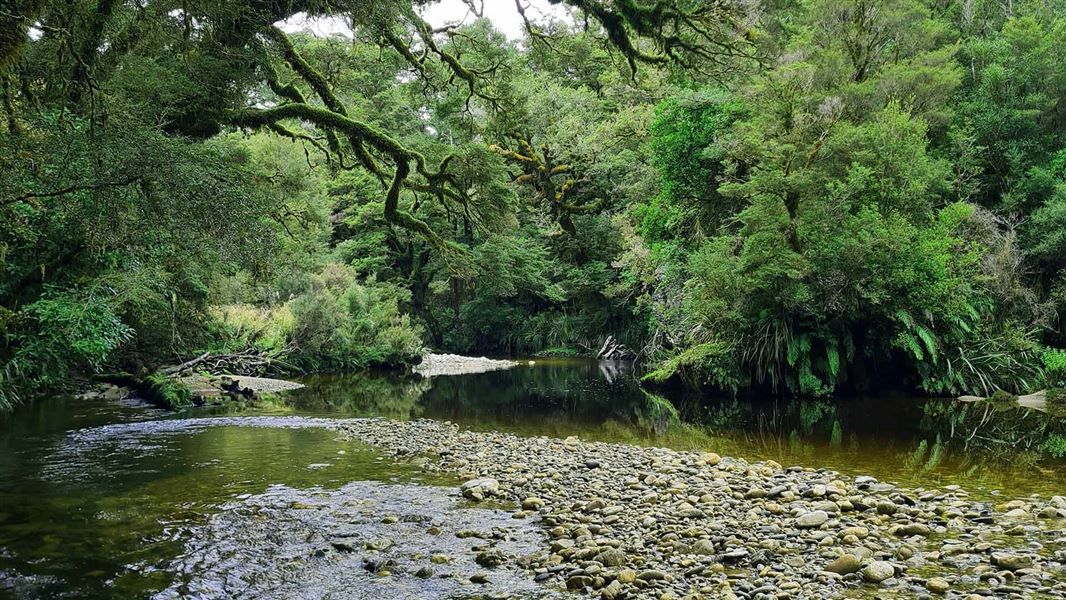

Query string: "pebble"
[[336, 419, 1066, 600]]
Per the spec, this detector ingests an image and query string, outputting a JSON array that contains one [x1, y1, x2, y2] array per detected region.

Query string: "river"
[[0, 359, 1063, 598]]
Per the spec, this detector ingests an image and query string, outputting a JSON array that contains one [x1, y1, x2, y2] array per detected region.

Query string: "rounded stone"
[[824, 554, 862, 575], [796, 510, 829, 528], [861, 560, 895, 583], [926, 577, 950, 594]]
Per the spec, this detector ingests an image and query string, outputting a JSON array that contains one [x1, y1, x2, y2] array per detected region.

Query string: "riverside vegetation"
[[2, 0, 1066, 599], [2, 0, 1066, 405]]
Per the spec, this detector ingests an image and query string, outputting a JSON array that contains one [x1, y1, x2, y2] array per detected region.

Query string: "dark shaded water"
[[1, 358, 1064, 598]]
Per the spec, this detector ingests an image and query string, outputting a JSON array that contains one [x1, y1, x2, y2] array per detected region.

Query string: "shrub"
[[211, 304, 294, 354], [2, 286, 133, 401], [212, 264, 424, 370], [1044, 434, 1066, 459], [1043, 349, 1066, 389]]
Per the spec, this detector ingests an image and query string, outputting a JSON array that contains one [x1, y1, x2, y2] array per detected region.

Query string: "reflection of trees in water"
[[918, 400, 1066, 460], [418, 362, 648, 424], [686, 395, 1066, 472], [292, 367, 1066, 468], [290, 374, 432, 419], [597, 360, 635, 384]]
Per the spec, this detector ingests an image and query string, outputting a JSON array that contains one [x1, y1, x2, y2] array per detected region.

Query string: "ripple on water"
[[153, 480, 561, 600]]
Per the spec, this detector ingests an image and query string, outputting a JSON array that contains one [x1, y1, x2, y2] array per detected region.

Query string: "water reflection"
[[289, 360, 1066, 497]]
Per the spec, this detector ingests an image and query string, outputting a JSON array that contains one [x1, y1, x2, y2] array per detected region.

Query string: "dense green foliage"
[[2, 0, 1065, 406]]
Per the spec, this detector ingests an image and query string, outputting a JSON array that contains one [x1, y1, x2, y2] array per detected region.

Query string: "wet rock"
[[892, 523, 931, 537], [156, 478, 552, 599], [461, 478, 500, 501], [475, 550, 506, 568]]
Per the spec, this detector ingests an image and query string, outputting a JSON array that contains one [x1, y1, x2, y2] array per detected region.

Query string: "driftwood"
[[162, 352, 210, 375], [163, 347, 300, 377], [597, 335, 635, 360]]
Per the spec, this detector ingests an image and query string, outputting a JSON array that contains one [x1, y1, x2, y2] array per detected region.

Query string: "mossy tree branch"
[[551, 0, 756, 74], [491, 133, 605, 235], [228, 80, 455, 253]]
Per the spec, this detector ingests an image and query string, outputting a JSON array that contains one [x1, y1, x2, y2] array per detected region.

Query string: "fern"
[[786, 333, 810, 367], [915, 325, 938, 364], [901, 333, 924, 361], [826, 342, 840, 378], [895, 309, 914, 328]]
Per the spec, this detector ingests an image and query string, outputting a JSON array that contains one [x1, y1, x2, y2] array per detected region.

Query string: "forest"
[[3, 0, 1066, 407]]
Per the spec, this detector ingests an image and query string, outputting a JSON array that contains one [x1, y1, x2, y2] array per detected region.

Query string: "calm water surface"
[[1, 359, 1064, 598]]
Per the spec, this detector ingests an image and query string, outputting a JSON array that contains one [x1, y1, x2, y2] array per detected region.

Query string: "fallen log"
[[162, 352, 210, 376], [162, 348, 301, 377]]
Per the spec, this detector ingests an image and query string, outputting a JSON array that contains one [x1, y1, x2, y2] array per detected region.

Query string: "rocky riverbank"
[[341, 418, 1066, 600]]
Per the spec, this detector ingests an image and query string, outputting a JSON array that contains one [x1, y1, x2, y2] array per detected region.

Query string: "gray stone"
[[862, 561, 895, 583], [595, 548, 626, 567], [990, 552, 1032, 571], [796, 510, 829, 528], [637, 569, 667, 581]]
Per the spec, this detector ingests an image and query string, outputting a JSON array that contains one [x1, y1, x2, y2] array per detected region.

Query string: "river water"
[[1, 359, 1064, 598]]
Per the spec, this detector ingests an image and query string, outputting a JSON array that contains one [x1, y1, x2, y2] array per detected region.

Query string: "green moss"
[[1044, 433, 1066, 459], [642, 342, 741, 391], [1047, 387, 1066, 406], [142, 374, 193, 410], [988, 389, 1018, 405]]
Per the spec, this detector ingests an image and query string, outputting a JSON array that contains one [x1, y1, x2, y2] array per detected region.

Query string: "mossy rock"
[[142, 374, 194, 409], [988, 389, 1018, 405], [1047, 387, 1066, 406]]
